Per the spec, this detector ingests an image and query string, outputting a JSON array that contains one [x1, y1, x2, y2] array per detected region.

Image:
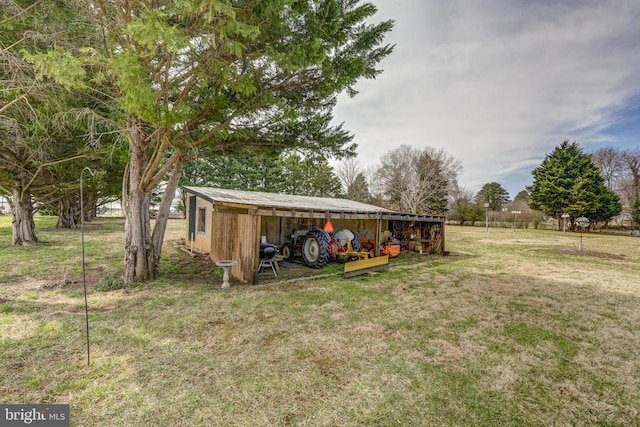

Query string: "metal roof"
[[182, 186, 394, 214]]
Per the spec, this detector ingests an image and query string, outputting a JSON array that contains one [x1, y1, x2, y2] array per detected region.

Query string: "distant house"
[[182, 186, 446, 284], [98, 200, 124, 216], [97, 196, 183, 218]]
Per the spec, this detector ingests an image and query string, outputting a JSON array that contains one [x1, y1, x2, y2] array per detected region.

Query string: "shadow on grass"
[[254, 251, 480, 287]]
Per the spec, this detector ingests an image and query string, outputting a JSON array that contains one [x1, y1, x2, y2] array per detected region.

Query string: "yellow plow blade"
[[344, 255, 389, 278]]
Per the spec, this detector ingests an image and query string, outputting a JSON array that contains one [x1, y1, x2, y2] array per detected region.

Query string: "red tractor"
[[280, 228, 363, 268]]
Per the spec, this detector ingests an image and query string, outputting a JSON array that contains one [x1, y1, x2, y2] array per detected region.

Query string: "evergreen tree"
[[632, 200, 640, 228], [529, 141, 621, 228], [449, 187, 483, 226], [182, 150, 284, 192], [514, 190, 531, 203], [26, 0, 394, 282], [475, 182, 510, 210], [346, 173, 371, 203], [181, 151, 344, 198], [0, 0, 115, 241], [279, 155, 343, 198]]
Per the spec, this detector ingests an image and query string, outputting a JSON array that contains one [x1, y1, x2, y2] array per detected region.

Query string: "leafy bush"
[[95, 273, 126, 292]]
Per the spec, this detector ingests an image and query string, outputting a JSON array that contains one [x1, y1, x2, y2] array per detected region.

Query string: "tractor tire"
[[348, 233, 362, 261], [302, 229, 330, 268], [333, 229, 363, 252], [350, 233, 362, 252], [280, 243, 294, 261]]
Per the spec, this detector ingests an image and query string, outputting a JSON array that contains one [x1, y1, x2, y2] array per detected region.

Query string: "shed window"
[[197, 207, 206, 233]]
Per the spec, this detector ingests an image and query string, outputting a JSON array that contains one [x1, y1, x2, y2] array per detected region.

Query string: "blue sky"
[[332, 0, 640, 199]]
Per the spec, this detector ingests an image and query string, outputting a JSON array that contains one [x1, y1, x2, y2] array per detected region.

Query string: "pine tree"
[[475, 182, 510, 210]]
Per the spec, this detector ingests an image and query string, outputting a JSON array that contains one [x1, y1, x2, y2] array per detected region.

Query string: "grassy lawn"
[[1, 216, 639, 426]]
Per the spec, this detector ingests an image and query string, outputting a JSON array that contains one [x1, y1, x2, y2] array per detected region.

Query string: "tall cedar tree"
[[529, 141, 621, 229], [28, 0, 394, 282]]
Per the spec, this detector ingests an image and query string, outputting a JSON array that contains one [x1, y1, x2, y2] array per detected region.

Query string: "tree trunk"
[[122, 117, 185, 284], [150, 158, 184, 279], [123, 161, 154, 284], [86, 201, 97, 221], [122, 118, 152, 284], [83, 196, 97, 222], [11, 182, 38, 245], [56, 195, 80, 229]]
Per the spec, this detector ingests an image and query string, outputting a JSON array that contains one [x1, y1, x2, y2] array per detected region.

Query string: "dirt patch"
[[89, 304, 119, 313], [37, 278, 80, 290]]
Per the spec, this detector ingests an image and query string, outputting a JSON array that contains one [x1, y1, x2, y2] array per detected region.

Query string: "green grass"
[[0, 215, 124, 283], [1, 218, 640, 426]]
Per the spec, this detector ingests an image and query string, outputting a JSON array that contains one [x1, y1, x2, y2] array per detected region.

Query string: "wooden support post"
[[375, 217, 382, 257], [253, 215, 261, 285]]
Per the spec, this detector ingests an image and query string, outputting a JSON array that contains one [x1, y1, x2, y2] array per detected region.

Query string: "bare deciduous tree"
[[621, 149, 640, 226], [336, 158, 361, 194], [377, 145, 461, 215], [448, 187, 482, 225], [592, 147, 624, 190]]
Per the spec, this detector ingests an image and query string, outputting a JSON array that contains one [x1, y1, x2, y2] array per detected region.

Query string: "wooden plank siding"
[[188, 197, 213, 254], [209, 212, 259, 283]]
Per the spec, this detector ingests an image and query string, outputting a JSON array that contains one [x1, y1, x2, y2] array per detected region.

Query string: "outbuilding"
[[182, 186, 446, 284]]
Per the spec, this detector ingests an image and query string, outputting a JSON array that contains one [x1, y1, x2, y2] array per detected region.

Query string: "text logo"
[[1, 405, 69, 427]]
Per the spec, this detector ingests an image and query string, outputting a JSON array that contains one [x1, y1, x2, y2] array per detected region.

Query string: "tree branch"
[[22, 154, 88, 200]]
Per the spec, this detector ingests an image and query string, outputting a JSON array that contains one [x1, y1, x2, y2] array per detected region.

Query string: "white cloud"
[[333, 0, 640, 197]]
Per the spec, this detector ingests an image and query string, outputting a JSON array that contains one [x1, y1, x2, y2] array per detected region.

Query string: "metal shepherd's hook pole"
[[81, 167, 96, 366]]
